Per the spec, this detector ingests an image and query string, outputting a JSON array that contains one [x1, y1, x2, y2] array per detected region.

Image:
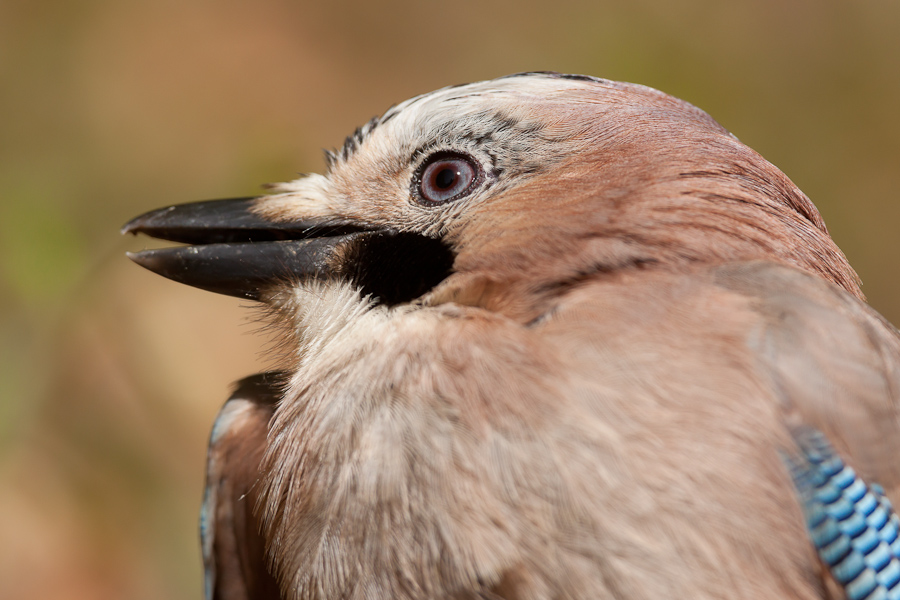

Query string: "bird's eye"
[[414, 152, 480, 205]]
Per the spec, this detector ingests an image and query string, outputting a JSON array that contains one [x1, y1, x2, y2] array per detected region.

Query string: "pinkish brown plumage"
[[124, 73, 900, 600]]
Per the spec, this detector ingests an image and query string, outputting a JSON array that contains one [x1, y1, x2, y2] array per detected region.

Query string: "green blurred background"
[[2, 1, 898, 598]]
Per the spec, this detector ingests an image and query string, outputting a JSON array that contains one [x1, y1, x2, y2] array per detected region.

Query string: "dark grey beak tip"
[[121, 206, 177, 236], [125, 249, 167, 272], [120, 215, 144, 236]]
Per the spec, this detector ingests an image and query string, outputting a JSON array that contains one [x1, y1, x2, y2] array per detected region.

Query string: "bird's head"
[[123, 72, 861, 322]]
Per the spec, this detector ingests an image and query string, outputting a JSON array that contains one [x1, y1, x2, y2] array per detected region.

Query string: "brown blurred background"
[[1, 0, 898, 598]]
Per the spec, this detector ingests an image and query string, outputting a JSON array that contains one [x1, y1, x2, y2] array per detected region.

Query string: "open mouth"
[[122, 197, 455, 306]]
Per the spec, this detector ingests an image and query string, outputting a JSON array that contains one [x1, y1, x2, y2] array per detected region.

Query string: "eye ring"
[[412, 151, 482, 206]]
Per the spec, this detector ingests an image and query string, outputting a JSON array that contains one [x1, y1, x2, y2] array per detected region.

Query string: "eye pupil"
[[434, 168, 457, 189]]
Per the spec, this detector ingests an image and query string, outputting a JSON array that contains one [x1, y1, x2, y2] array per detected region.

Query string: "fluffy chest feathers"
[[255, 274, 828, 600], [259, 280, 566, 598]]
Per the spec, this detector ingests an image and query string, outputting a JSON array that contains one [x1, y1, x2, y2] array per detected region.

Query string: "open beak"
[[122, 197, 454, 305]]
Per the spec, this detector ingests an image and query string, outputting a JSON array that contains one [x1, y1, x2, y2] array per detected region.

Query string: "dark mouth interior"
[[342, 232, 456, 306]]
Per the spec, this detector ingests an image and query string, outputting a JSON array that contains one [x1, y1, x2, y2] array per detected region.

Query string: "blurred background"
[[1, 0, 899, 598]]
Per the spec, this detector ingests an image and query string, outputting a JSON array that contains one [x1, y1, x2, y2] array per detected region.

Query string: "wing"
[[201, 371, 286, 600], [784, 426, 900, 600], [712, 262, 900, 493], [713, 262, 900, 600]]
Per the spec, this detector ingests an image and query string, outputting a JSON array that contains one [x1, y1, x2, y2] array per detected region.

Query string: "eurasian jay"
[[123, 72, 900, 600]]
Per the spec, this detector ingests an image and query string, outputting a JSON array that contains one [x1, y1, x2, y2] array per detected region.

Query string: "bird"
[[122, 72, 900, 600]]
